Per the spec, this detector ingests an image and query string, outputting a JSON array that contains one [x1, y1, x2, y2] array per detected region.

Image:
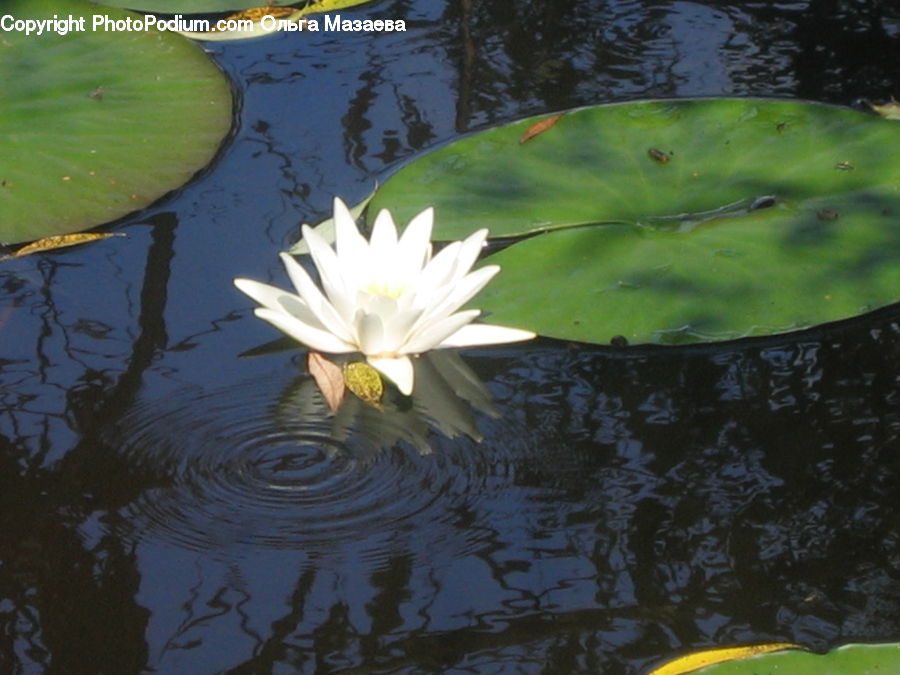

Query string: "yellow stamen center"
[[364, 280, 408, 299]]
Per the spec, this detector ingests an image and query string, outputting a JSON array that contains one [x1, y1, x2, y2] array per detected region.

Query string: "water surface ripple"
[[108, 369, 498, 553]]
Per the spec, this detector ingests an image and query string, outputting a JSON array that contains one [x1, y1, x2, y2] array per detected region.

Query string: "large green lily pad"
[[0, 0, 232, 244], [688, 643, 900, 674], [370, 99, 900, 345]]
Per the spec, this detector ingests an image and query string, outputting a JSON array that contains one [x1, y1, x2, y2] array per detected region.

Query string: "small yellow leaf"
[[308, 352, 346, 413], [342, 361, 384, 408], [212, 6, 296, 29], [866, 99, 900, 120], [2, 232, 124, 260], [519, 114, 563, 144], [182, 6, 304, 40], [183, 0, 376, 41], [646, 643, 803, 675]]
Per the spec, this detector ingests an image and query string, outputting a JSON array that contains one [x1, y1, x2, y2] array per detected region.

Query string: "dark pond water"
[[3, 0, 900, 672]]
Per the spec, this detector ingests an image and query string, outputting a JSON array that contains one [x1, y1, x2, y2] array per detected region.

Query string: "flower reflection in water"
[[108, 349, 503, 552], [279, 350, 498, 457]]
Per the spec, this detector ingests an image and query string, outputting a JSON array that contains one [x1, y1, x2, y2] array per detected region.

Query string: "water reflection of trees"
[[0, 215, 179, 671], [441, 0, 900, 133], [789, 0, 900, 102]]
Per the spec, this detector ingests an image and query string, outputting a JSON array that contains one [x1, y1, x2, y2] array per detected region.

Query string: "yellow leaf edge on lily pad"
[[647, 642, 900, 675], [1, 232, 125, 261], [646, 642, 803, 675]]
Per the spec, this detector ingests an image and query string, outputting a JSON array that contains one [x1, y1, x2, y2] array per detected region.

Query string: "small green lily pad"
[[0, 0, 233, 244], [370, 99, 900, 345]]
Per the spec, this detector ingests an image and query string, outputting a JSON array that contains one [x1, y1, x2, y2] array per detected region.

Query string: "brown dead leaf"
[[308, 351, 345, 412], [2, 232, 124, 261], [519, 114, 563, 144]]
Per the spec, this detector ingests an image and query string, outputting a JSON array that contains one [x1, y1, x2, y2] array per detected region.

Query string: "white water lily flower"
[[234, 198, 535, 395]]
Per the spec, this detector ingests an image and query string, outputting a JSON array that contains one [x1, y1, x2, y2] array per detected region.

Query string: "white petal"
[[254, 308, 356, 353], [279, 249, 325, 298], [383, 307, 425, 349], [396, 207, 433, 275], [279, 253, 356, 344], [302, 222, 341, 275], [410, 282, 454, 315], [277, 294, 330, 330], [437, 323, 536, 348], [300, 226, 358, 317], [356, 291, 398, 315], [403, 309, 481, 354], [450, 264, 501, 307], [416, 240, 462, 296], [333, 197, 370, 272], [416, 229, 486, 294], [234, 277, 299, 313], [367, 355, 415, 395], [389, 286, 420, 315], [414, 265, 500, 330], [355, 311, 386, 355], [370, 208, 399, 257], [450, 228, 489, 283], [235, 278, 328, 330], [318, 276, 356, 327]]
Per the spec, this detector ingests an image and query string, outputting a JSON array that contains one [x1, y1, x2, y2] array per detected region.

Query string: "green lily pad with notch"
[[369, 99, 900, 345], [683, 642, 900, 675], [0, 0, 232, 244]]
